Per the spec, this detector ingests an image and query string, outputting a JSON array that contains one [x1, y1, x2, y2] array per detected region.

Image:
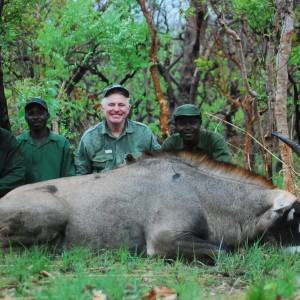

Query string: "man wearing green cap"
[[75, 84, 161, 174], [162, 104, 231, 163], [17, 98, 75, 183]]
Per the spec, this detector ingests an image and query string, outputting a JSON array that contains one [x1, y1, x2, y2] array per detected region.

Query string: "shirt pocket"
[[92, 153, 113, 173]]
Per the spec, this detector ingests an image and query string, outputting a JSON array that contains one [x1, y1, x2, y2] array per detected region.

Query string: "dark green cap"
[[25, 98, 48, 111], [103, 84, 129, 98], [173, 104, 201, 118]]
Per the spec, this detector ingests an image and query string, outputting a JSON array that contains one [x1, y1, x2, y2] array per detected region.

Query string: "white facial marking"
[[287, 208, 295, 221], [282, 246, 300, 254]]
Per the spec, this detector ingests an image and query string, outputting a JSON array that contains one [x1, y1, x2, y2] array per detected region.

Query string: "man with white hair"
[[75, 84, 161, 174]]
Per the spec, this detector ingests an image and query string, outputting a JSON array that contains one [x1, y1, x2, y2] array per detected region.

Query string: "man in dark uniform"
[[162, 104, 231, 163], [0, 128, 25, 197]]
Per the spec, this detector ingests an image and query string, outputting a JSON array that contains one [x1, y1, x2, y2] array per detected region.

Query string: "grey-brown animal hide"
[[0, 151, 299, 259]]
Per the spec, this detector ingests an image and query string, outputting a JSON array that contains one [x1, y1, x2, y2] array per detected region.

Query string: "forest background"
[[0, 0, 299, 192]]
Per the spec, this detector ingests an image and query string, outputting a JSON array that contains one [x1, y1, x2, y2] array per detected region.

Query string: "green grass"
[[1, 245, 300, 299]]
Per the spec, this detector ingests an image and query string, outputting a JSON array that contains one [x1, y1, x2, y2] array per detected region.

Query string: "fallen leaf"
[[92, 290, 107, 300], [143, 286, 177, 300], [40, 270, 52, 277]]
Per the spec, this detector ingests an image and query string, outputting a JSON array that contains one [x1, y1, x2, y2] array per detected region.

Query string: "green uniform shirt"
[[17, 129, 75, 184], [162, 129, 231, 163], [0, 128, 25, 197], [75, 119, 161, 174]]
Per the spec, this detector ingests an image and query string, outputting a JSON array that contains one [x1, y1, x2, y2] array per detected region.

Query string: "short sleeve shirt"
[[75, 119, 161, 174], [17, 129, 75, 183], [162, 129, 231, 163]]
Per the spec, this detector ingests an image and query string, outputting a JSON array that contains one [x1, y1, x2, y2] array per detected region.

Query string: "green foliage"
[[148, 122, 162, 137], [0, 0, 38, 47], [36, 0, 150, 82], [179, 5, 196, 19], [247, 273, 297, 300], [230, 0, 275, 32], [201, 99, 230, 134], [194, 56, 214, 73]]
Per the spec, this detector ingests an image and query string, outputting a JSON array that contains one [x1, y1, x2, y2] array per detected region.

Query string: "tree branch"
[[210, 1, 258, 98]]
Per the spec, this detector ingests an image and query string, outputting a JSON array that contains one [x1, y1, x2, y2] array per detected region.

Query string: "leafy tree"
[[0, 0, 40, 130], [2, 0, 300, 190], [5, 0, 155, 140]]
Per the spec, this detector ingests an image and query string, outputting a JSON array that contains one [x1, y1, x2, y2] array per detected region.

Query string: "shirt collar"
[[23, 128, 59, 142], [102, 119, 135, 136]]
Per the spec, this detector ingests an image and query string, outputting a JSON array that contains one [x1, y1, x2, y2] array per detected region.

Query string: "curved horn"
[[271, 132, 300, 157]]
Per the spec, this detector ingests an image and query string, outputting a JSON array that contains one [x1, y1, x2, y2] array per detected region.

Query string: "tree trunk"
[[289, 74, 300, 144], [0, 51, 10, 131], [137, 0, 169, 138], [244, 96, 253, 171], [0, 0, 10, 131], [178, 0, 208, 105], [274, 0, 295, 192]]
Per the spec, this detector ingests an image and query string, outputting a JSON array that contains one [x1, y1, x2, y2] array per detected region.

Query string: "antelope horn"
[[271, 132, 300, 157]]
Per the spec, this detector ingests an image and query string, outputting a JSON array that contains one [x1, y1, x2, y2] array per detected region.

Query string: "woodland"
[[0, 0, 299, 192]]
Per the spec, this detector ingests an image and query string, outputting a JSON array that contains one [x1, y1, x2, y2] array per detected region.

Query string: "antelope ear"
[[271, 196, 294, 212]]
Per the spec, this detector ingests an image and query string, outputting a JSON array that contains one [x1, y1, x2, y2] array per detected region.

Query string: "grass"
[[1, 244, 300, 299]]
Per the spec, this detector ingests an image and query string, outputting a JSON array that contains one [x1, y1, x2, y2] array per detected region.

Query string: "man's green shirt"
[[0, 128, 25, 197], [17, 129, 75, 184], [75, 119, 161, 174], [162, 129, 231, 163]]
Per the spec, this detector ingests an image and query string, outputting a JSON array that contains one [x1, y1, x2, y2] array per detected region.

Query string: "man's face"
[[101, 93, 130, 126], [175, 117, 201, 147], [25, 104, 50, 131]]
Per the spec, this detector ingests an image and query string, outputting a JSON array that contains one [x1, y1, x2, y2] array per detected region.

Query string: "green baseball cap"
[[103, 84, 130, 98], [25, 98, 48, 111], [173, 104, 201, 118]]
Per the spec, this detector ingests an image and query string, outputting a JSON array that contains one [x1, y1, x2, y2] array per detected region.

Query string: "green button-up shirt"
[[162, 129, 231, 163], [0, 128, 25, 197], [75, 119, 161, 174], [17, 129, 75, 184]]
